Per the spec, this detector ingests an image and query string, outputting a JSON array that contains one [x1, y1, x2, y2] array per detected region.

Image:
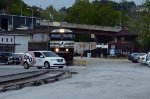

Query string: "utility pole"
[[21, 0, 22, 16], [32, 8, 33, 29], [27, 7, 34, 29], [119, 3, 122, 27], [120, 11, 122, 26], [47, 11, 54, 50]]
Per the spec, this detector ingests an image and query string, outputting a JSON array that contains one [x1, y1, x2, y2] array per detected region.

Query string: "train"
[[49, 28, 75, 65]]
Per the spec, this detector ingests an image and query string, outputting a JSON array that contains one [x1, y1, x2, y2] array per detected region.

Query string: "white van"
[[20, 51, 66, 69]]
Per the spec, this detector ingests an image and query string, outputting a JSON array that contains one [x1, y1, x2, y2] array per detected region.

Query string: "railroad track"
[[0, 69, 73, 92]]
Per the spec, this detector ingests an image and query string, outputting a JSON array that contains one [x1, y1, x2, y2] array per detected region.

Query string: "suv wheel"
[[24, 62, 29, 69], [44, 62, 50, 69]]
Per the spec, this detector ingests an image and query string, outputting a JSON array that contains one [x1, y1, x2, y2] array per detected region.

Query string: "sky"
[[23, 0, 144, 9]]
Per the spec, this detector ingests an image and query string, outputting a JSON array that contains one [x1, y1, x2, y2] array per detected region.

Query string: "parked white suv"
[[20, 51, 66, 69]]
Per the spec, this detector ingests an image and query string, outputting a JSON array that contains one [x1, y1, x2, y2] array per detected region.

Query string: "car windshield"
[[42, 52, 59, 57]]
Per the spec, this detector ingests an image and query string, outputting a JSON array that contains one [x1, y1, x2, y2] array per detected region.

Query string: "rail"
[[0, 70, 72, 92]]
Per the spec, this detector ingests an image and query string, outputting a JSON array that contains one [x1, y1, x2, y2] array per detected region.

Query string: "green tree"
[[0, 0, 6, 10], [128, 0, 150, 51], [66, 0, 122, 26], [119, 1, 136, 26], [40, 5, 64, 22], [95, 5, 120, 26], [66, 0, 94, 24], [7, 2, 21, 15]]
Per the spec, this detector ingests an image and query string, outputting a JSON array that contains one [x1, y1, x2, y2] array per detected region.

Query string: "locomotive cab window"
[[51, 34, 61, 38]]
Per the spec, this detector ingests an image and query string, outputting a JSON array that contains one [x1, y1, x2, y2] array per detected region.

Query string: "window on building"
[[11, 38, 13, 42], [2, 38, 3, 42], [6, 38, 8, 42]]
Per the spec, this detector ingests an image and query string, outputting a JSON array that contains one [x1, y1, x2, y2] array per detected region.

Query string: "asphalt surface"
[[0, 57, 145, 76], [1, 57, 150, 99], [0, 64, 39, 76], [0, 63, 69, 76]]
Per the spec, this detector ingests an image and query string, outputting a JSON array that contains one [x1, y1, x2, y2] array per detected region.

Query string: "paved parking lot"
[[1, 58, 150, 99], [0, 64, 39, 76], [70, 57, 150, 99]]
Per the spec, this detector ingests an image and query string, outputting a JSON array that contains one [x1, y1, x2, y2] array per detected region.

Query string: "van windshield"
[[42, 52, 59, 57]]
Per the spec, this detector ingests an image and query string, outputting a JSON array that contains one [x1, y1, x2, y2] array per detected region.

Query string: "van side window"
[[34, 52, 43, 58]]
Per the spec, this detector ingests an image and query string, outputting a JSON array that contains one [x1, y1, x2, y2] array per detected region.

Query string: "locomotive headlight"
[[55, 48, 59, 52], [66, 48, 69, 52], [59, 29, 65, 33]]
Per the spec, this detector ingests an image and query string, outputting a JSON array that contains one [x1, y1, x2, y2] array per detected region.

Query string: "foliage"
[[40, 5, 67, 22], [128, 0, 150, 51], [94, 5, 120, 26], [66, 0, 134, 27], [66, 0, 93, 24], [7, 2, 22, 15], [0, 0, 6, 10]]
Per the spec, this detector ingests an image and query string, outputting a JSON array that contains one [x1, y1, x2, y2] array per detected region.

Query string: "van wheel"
[[37, 67, 42, 69], [44, 62, 50, 69], [24, 62, 29, 69]]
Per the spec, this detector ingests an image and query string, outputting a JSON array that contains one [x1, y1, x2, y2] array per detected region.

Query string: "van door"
[[34, 52, 44, 66]]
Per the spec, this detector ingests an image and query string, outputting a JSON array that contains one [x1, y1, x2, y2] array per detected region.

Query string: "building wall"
[[0, 35, 14, 44], [0, 34, 28, 53], [15, 36, 28, 53], [31, 33, 48, 42]]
